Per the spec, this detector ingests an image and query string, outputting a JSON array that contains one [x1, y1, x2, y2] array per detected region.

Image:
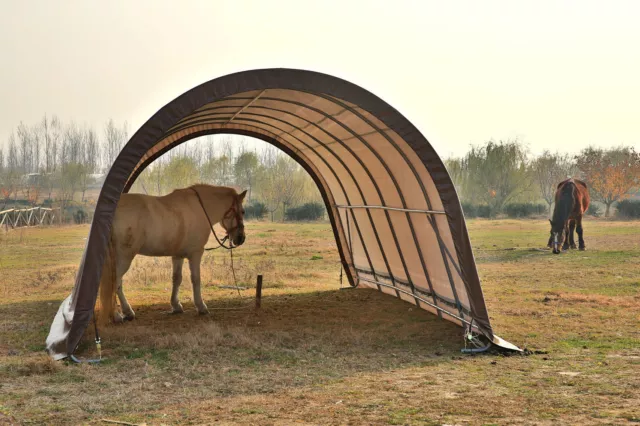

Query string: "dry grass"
[[1, 219, 639, 425]]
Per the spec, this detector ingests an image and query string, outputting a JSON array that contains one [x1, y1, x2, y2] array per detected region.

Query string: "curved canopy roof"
[[46, 68, 519, 360]]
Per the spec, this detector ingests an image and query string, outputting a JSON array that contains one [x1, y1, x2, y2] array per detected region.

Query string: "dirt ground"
[[0, 219, 639, 425]]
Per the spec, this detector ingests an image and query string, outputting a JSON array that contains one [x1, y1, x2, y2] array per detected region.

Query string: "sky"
[[1, 0, 639, 159]]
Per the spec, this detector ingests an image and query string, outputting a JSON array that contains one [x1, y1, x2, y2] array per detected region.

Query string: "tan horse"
[[99, 184, 247, 323]]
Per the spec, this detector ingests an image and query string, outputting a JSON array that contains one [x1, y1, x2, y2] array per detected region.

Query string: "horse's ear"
[[238, 190, 248, 203]]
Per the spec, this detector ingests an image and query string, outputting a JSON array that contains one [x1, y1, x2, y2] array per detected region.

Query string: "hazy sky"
[[1, 0, 639, 159]]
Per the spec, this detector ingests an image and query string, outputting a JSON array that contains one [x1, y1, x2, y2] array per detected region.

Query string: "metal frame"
[[129, 115, 389, 291], [313, 92, 466, 320], [226, 90, 267, 124], [336, 205, 446, 215], [168, 115, 408, 294], [167, 98, 461, 282], [165, 103, 467, 281], [122, 90, 484, 328], [357, 276, 476, 329], [160, 101, 446, 311]]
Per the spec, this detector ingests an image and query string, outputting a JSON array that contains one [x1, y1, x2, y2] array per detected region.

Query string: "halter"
[[190, 188, 244, 251]]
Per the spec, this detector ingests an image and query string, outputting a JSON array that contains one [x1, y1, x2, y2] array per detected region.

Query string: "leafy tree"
[[234, 151, 259, 200], [576, 146, 640, 217], [444, 157, 467, 198], [162, 155, 200, 190], [462, 139, 531, 213]]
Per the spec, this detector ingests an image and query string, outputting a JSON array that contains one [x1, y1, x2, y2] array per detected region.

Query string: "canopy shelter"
[[46, 68, 519, 360]]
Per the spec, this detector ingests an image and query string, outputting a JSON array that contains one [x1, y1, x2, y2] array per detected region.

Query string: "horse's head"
[[221, 190, 247, 247], [548, 219, 563, 254]]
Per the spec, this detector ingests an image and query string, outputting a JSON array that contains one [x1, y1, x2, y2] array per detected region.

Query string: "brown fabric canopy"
[[46, 68, 519, 360]]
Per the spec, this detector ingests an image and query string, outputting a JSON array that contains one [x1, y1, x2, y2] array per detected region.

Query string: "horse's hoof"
[[579, 247, 586, 251], [197, 308, 210, 315], [122, 309, 135, 321], [170, 304, 184, 314], [570, 246, 577, 250]]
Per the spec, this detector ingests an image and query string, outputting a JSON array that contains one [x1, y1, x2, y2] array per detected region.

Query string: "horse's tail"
[[98, 237, 117, 325]]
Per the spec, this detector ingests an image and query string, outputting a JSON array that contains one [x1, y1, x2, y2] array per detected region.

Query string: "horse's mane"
[[170, 184, 240, 197], [557, 178, 587, 190]]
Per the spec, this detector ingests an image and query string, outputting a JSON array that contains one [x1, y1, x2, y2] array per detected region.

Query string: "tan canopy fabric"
[[46, 68, 519, 360]]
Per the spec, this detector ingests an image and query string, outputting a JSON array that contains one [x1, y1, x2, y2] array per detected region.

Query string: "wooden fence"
[[0, 207, 59, 230]]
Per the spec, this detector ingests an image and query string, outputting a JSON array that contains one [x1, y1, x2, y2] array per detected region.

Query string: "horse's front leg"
[[561, 223, 570, 251], [170, 256, 185, 314], [188, 249, 208, 315], [569, 220, 577, 249]]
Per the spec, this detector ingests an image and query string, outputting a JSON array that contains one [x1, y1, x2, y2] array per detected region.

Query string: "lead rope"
[[190, 188, 242, 297], [190, 188, 234, 251]]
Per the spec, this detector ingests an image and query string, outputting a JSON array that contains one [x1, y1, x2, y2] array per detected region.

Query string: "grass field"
[[1, 219, 639, 425]]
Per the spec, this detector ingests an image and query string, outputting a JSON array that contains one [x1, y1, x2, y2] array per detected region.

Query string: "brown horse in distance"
[[547, 178, 590, 254]]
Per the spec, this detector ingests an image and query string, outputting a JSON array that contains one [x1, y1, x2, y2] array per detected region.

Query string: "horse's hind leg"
[[170, 256, 185, 314], [576, 217, 586, 250], [188, 249, 208, 315], [569, 220, 577, 249], [116, 256, 135, 321]]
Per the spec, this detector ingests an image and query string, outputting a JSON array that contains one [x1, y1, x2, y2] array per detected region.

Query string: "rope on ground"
[[100, 419, 144, 426]]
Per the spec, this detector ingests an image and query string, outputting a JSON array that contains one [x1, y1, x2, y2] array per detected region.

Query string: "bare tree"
[[5, 135, 21, 203], [42, 115, 62, 200], [0, 146, 5, 207], [59, 123, 85, 203], [80, 126, 100, 201], [103, 119, 128, 171], [531, 151, 577, 211], [16, 122, 31, 175]]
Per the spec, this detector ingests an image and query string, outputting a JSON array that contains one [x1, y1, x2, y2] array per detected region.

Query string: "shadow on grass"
[[2, 288, 466, 398]]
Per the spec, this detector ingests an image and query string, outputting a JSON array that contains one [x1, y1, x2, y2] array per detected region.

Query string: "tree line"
[[445, 139, 640, 217], [0, 117, 323, 221], [130, 136, 323, 221], [0, 115, 128, 208], [2, 117, 638, 221]]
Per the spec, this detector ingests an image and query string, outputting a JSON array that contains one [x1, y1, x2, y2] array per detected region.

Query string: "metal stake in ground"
[[255, 275, 263, 310]]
